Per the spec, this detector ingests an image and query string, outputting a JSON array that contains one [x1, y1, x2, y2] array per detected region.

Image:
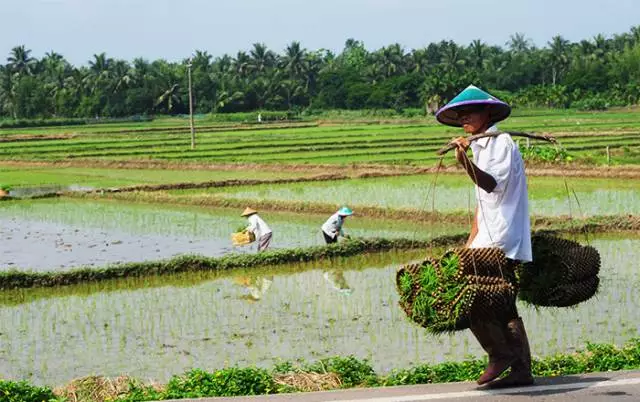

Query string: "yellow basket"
[[232, 231, 256, 246]]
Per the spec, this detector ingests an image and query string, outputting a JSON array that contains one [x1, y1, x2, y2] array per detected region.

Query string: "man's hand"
[[451, 136, 470, 165]]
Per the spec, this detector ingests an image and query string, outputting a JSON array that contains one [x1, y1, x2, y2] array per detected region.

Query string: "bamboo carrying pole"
[[436, 131, 557, 155]]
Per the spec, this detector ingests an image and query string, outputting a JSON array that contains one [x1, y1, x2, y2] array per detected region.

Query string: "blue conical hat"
[[435, 85, 511, 127]]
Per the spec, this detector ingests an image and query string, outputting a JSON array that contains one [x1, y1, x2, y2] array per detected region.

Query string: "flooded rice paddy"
[[188, 174, 640, 217], [0, 198, 465, 271], [0, 234, 636, 385]]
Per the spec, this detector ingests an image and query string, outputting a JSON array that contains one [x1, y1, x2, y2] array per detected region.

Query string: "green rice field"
[[1, 110, 639, 389], [0, 165, 308, 189], [0, 234, 636, 385], [1, 109, 640, 165], [169, 174, 640, 217]]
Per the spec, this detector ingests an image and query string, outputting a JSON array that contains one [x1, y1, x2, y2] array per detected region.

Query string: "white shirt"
[[322, 212, 344, 239], [247, 214, 272, 239], [469, 126, 532, 262]]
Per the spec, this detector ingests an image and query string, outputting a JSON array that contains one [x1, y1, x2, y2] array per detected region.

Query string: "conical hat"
[[241, 207, 258, 217], [435, 85, 511, 127]]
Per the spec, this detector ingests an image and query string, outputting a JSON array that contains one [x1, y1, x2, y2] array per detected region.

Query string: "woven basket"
[[518, 234, 600, 307], [397, 236, 602, 333], [396, 248, 517, 334]]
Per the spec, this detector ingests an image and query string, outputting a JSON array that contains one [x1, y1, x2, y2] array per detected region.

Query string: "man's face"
[[459, 109, 491, 134]]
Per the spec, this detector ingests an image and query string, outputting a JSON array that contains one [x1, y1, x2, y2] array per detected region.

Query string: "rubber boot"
[[486, 317, 534, 388], [470, 320, 517, 385]]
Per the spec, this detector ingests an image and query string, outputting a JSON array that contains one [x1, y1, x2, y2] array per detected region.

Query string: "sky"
[[3, 0, 640, 65]]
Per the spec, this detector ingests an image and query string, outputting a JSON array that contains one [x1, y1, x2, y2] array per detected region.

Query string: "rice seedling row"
[[0, 235, 635, 386]]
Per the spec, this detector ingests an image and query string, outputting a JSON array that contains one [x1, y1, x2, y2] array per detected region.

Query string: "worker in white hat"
[[241, 207, 273, 252]]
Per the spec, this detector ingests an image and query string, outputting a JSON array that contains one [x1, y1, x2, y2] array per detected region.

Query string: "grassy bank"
[[0, 236, 463, 289], [4, 338, 640, 401], [1, 219, 637, 289]]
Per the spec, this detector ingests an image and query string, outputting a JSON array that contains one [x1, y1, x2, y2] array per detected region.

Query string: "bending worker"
[[241, 207, 273, 252], [321, 206, 353, 244], [436, 85, 533, 389]]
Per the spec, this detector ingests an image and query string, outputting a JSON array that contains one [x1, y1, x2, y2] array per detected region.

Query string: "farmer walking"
[[436, 85, 533, 388], [241, 207, 273, 252], [321, 206, 353, 244]]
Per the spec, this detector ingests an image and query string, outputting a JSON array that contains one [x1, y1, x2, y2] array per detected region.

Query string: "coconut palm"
[[155, 83, 182, 113], [281, 41, 306, 79], [507, 33, 532, 53], [548, 35, 571, 85], [7, 45, 36, 75], [440, 41, 466, 72], [111, 60, 132, 93], [192, 50, 212, 71], [0, 66, 17, 118], [233, 51, 252, 79], [469, 39, 487, 70], [249, 43, 276, 75], [377, 43, 406, 78]]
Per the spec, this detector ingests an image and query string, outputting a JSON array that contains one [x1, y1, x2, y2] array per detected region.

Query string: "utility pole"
[[187, 58, 195, 149]]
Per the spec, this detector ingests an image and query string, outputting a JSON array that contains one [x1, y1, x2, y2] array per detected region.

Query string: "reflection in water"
[[235, 276, 274, 302], [323, 270, 353, 295]]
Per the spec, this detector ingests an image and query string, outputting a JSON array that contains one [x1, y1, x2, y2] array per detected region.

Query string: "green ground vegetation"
[[4, 338, 640, 401]]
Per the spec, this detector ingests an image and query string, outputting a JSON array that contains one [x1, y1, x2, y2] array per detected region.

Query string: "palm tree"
[[7, 45, 35, 75], [85, 53, 114, 93], [548, 35, 570, 85], [132, 58, 152, 87], [111, 60, 132, 93], [469, 39, 487, 70], [592, 34, 609, 59], [233, 51, 252, 79], [249, 43, 276, 75], [440, 41, 466, 72], [155, 83, 182, 113], [281, 41, 306, 79], [507, 33, 532, 53], [409, 49, 430, 74], [192, 50, 212, 71], [0, 65, 17, 118], [630, 25, 640, 46], [377, 43, 406, 78]]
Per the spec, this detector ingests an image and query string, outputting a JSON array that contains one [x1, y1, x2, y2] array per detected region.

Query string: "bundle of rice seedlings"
[[518, 234, 600, 307], [396, 248, 516, 334]]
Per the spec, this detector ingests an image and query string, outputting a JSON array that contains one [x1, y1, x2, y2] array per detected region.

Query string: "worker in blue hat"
[[321, 206, 353, 244], [437, 85, 533, 389]]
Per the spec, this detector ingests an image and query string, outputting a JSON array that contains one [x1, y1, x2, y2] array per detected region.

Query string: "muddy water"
[[0, 198, 465, 272], [0, 234, 637, 386]]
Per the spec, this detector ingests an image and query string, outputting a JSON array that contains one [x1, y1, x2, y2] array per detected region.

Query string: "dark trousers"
[[323, 231, 338, 244]]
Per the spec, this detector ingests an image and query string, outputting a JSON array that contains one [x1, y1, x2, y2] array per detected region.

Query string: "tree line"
[[1, 26, 640, 119]]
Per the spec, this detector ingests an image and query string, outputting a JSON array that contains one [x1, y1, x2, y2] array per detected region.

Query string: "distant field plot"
[[171, 174, 640, 217], [0, 110, 639, 165], [0, 165, 310, 189]]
